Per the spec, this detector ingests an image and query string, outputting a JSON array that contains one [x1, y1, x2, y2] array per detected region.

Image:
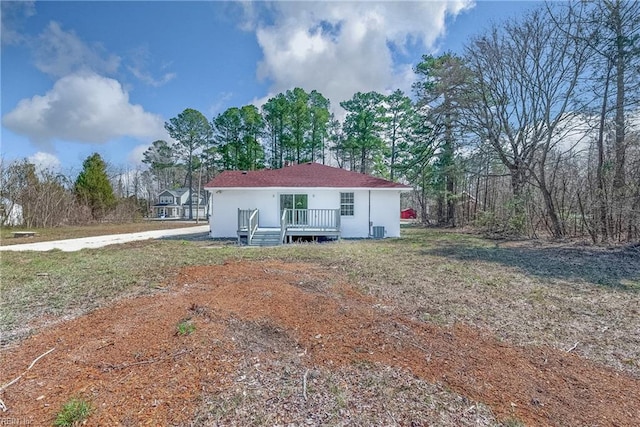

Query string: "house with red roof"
[[204, 162, 411, 245]]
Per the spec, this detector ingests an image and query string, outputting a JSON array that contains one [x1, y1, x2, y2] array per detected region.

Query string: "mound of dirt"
[[1, 261, 638, 426]]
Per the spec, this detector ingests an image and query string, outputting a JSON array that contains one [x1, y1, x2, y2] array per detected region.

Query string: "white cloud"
[[128, 144, 150, 165], [1, 1, 36, 46], [2, 72, 167, 146], [128, 66, 176, 87], [126, 45, 176, 87], [209, 92, 234, 117], [28, 151, 61, 173], [32, 21, 121, 77], [249, 1, 473, 110]]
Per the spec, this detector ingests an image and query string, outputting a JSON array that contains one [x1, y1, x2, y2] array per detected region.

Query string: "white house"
[[0, 198, 23, 226], [152, 188, 208, 220], [204, 162, 411, 245]]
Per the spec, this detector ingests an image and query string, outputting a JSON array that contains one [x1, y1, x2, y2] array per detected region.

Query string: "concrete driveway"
[[0, 225, 211, 252]]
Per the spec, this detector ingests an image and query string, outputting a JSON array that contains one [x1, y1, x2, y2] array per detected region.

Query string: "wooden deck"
[[237, 208, 340, 245]]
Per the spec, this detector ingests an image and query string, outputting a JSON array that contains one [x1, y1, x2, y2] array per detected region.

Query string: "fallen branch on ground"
[[566, 342, 579, 353], [100, 349, 190, 372], [302, 369, 309, 401], [96, 342, 114, 350], [0, 347, 55, 412]]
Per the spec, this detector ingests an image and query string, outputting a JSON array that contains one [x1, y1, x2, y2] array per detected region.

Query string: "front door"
[[280, 194, 308, 225]]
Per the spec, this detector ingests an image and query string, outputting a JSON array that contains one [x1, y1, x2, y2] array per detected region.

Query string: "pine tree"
[[165, 108, 212, 220], [74, 153, 116, 220]]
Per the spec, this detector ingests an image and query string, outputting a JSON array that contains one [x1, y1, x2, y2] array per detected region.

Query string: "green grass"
[[176, 318, 196, 336], [53, 398, 92, 427]]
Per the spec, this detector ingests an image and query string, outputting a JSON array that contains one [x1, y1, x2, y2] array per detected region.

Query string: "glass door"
[[280, 194, 308, 225]]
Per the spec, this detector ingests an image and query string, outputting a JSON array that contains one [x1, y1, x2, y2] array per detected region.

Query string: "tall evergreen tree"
[[213, 106, 265, 171], [239, 104, 266, 170], [74, 153, 116, 220], [142, 139, 183, 191], [340, 91, 386, 174], [262, 93, 290, 169], [165, 108, 212, 220], [384, 89, 416, 181], [285, 88, 311, 164], [414, 53, 472, 226], [309, 90, 331, 164], [213, 107, 243, 170]]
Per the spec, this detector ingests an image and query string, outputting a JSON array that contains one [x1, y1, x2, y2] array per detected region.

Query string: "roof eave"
[[204, 186, 411, 191]]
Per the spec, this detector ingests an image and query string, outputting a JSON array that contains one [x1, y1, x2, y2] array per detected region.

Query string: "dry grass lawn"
[[1, 225, 638, 426]]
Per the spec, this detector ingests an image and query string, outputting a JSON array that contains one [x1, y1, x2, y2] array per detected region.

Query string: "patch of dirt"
[[1, 261, 639, 426]]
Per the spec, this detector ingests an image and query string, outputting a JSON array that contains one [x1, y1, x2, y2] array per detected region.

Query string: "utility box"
[[372, 226, 385, 239]]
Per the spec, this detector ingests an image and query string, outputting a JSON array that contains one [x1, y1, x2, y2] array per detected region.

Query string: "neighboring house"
[[0, 198, 23, 226], [152, 188, 208, 220], [204, 162, 411, 245]]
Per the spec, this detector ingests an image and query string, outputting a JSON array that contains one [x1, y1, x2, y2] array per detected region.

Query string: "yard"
[[0, 220, 203, 246], [1, 226, 638, 426]]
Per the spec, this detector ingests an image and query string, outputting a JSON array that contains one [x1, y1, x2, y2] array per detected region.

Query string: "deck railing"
[[282, 209, 340, 230], [280, 209, 288, 243], [248, 209, 259, 245], [238, 209, 249, 231], [239, 208, 340, 244], [238, 208, 258, 244]]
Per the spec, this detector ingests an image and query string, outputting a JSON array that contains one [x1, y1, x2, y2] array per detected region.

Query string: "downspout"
[[368, 190, 372, 238]]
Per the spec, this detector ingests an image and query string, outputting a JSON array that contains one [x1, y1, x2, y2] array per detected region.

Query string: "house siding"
[[210, 190, 272, 238], [370, 190, 401, 238], [208, 187, 402, 239], [153, 188, 209, 219]]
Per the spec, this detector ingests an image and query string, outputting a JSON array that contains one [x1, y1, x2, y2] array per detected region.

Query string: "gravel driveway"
[[0, 225, 211, 252]]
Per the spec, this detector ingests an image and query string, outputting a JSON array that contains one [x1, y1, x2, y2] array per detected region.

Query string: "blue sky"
[[1, 0, 537, 176]]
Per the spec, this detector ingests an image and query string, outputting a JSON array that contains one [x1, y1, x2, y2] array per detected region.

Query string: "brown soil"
[[1, 260, 638, 426]]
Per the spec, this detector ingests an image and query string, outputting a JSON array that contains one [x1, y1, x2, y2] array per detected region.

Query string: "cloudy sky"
[[1, 0, 535, 175]]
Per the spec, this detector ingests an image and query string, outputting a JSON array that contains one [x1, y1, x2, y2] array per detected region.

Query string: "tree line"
[[0, 153, 143, 227], [2, 1, 638, 242]]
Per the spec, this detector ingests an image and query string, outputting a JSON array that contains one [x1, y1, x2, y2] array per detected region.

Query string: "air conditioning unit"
[[372, 226, 385, 239]]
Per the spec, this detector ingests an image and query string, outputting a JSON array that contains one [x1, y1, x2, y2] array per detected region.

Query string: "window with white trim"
[[340, 192, 354, 216]]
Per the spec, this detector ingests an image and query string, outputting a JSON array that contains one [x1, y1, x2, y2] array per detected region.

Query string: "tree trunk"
[[509, 165, 527, 234], [188, 147, 194, 220], [613, 1, 626, 191], [597, 61, 612, 242], [540, 184, 563, 238]]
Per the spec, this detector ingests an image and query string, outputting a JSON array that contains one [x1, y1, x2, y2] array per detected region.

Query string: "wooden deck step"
[[248, 229, 282, 247]]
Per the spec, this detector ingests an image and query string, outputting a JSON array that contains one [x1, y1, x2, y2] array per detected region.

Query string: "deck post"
[[237, 208, 240, 245]]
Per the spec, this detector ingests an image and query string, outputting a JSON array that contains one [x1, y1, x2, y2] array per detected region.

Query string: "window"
[[340, 192, 354, 216], [280, 194, 308, 211]]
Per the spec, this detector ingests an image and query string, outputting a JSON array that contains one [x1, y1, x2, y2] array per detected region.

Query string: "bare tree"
[[464, 7, 589, 237], [551, 0, 640, 242]]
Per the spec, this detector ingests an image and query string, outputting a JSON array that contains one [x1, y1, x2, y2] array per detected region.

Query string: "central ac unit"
[[372, 226, 385, 239]]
